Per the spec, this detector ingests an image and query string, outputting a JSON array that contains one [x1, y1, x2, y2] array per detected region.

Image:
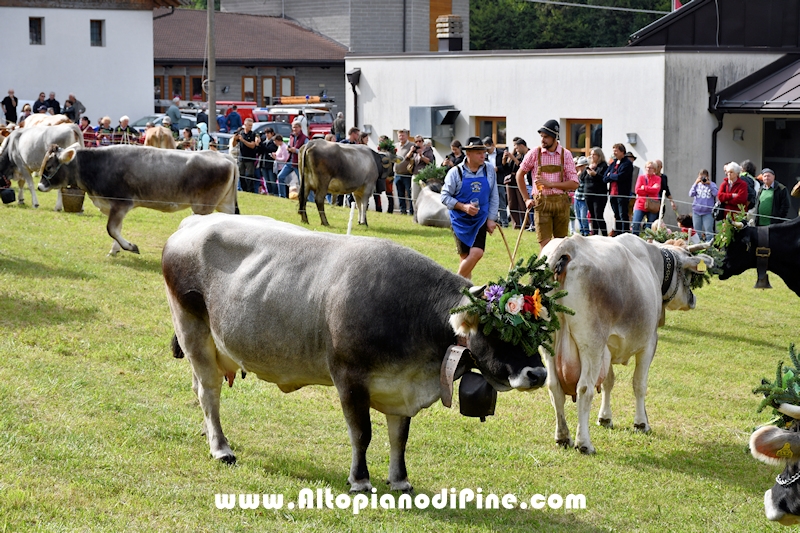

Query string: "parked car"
[[132, 114, 198, 136], [253, 121, 292, 141], [252, 106, 334, 138]]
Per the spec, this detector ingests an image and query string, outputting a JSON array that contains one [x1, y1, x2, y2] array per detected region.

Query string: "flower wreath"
[[450, 255, 574, 357], [754, 344, 800, 428]]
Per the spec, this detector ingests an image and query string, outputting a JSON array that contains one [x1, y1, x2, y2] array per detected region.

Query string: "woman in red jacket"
[[717, 162, 749, 219], [631, 161, 662, 235]]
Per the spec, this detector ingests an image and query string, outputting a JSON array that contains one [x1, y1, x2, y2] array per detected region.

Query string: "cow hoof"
[[387, 480, 413, 493], [576, 444, 596, 455], [598, 418, 613, 428], [33, 204, 39, 208], [129, 245, 140, 255], [216, 453, 236, 465], [348, 479, 373, 493], [633, 423, 651, 434], [556, 438, 573, 449]]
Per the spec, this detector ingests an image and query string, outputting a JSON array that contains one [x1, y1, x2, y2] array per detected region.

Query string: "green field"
[[0, 191, 793, 532]]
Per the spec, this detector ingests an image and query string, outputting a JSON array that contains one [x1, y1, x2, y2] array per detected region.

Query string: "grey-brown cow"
[[298, 139, 399, 226], [37, 143, 238, 255]]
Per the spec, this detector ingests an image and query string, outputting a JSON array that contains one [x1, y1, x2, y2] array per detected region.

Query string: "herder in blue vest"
[[441, 136, 499, 280]]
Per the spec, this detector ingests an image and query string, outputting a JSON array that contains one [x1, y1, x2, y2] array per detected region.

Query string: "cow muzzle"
[[509, 366, 547, 391], [38, 175, 52, 192]]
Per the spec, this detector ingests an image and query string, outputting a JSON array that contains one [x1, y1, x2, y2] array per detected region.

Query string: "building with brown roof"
[[153, 8, 347, 111], [0, 0, 183, 126]]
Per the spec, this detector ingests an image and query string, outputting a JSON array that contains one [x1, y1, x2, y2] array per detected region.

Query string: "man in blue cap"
[[441, 136, 499, 280]]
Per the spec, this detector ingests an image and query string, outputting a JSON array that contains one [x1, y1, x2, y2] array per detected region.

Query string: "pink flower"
[[505, 294, 524, 315]]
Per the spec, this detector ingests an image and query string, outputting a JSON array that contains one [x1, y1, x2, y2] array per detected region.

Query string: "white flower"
[[505, 294, 524, 315]]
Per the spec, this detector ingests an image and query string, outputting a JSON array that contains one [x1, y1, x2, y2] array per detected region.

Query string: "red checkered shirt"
[[519, 143, 579, 196]]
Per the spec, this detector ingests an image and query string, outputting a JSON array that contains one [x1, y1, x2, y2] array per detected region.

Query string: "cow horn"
[[733, 221, 744, 229], [469, 285, 486, 298], [686, 242, 711, 253], [776, 403, 800, 420], [37, 144, 58, 178]]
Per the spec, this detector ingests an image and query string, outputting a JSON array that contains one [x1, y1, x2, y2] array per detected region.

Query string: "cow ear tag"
[[696, 259, 707, 272], [777, 442, 794, 459]]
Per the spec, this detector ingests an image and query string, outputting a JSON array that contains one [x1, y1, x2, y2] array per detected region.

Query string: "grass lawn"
[[0, 190, 794, 532]]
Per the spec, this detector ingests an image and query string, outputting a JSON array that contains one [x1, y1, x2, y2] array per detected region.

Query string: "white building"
[[346, 0, 800, 217], [0, 0, 181, 125]]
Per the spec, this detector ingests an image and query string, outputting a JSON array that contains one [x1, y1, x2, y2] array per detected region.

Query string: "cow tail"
[[171, 333, 185, 359], [231, 161, 241, 214], [298, 144, 306, 213]]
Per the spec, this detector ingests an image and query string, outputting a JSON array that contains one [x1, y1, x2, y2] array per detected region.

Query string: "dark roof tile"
[[154, 8, 346, 65]]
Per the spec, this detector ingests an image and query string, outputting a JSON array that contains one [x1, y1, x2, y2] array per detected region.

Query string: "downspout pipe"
[[707, 76, 724, 183], [153, 6, 175, 20]]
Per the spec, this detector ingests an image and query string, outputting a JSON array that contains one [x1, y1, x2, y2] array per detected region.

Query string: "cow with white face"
[[0, 122, 82, 208], [163, 213, 547, 492], [540, 233, 713, 454]]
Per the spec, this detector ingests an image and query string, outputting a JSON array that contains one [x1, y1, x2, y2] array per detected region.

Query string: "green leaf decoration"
[[754, 344, 800, 427]]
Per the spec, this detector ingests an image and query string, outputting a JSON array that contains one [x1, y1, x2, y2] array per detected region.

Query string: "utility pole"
[[207, 0, 217, 133]]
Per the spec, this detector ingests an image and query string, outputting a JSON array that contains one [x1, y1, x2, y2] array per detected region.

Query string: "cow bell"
[[458, 371, 497, 422], [754, 273, 772, 289]]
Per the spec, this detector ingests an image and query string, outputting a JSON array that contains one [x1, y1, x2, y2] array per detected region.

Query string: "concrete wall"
[[0, 6, 154, 125], [663, 52, 783, 201], [347, 48, 666, 169]]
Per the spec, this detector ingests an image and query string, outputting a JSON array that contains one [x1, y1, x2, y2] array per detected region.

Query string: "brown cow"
[[21, 114, 73, 128], [144, 126, 176, 149]]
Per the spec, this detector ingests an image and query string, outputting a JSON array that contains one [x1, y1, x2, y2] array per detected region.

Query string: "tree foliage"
[[470, 0, 671, 50], [184, 0, 221, 10]]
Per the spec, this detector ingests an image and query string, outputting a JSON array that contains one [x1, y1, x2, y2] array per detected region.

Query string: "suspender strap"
[[755, 225, 772, 289]]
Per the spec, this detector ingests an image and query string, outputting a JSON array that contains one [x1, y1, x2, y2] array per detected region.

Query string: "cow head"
[[659, 243, 715, 312], [379, 152, 402, 179], [718, 223, 755, 280], [449, 288, 547, 393], [751, 406, 800, 525], [37, 142, 80, 192]]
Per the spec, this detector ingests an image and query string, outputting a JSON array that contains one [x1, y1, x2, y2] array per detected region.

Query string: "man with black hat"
[[441, 136, 499, 280], [515, 119, 579, 250]]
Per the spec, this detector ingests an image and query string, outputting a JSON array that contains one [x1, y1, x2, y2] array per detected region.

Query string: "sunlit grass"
[[0, 190, 794, 532]]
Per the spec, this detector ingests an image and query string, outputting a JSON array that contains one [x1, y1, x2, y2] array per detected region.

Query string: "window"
[[566, 119, 602, 157], [476, 116, 506, 146], [280, 76, 295, 97], [29, 17, 43, 45], [262, 77, 275, 106], [242, 76, 255, 102], [154, 76, 164, 111], [169, 77, 184, 100], [90, 20, 104, 47], [190, 76, 204, 101]]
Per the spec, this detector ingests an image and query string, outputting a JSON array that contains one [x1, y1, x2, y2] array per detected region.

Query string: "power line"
[[523, 0, 670, 15]]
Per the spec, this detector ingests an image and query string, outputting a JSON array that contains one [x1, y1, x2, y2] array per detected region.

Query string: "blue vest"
[[450, 163, 490, 247]]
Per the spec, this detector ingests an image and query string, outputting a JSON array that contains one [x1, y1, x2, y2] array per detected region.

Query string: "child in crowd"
[[677, 214, 701, 244]]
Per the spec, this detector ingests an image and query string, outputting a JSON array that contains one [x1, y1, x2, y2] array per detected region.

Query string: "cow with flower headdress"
[[539, 233, 714, 454], [162, 214, 560, 492]]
